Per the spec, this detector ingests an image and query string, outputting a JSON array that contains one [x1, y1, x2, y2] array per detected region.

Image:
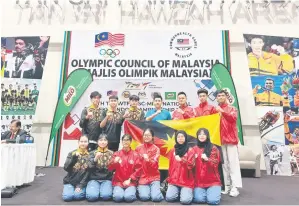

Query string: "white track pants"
[[221, 144, 242, 188]]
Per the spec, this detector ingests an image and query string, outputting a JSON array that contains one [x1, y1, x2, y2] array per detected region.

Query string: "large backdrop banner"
[[1, 36, 50, 136], [243, 34, 299, 177], [53, 30, 236, 166]]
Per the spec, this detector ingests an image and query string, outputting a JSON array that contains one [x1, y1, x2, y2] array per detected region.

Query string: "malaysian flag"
[[95, 32, 125, 47], [177, 39, 189, 45]]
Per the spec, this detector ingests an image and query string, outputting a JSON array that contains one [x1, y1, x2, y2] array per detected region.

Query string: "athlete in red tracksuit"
[[194, 88, 225, 192], [193, 128, 222, 205], [215, 90, 242, 197], [165, 130, 195, 205], [135, 128, 164, 202], [194, 89, 217, 117], [108, 134, 141, 203], [172, 92, 195, 120]]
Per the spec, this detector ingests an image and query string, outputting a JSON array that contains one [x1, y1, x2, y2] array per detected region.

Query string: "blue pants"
[[62, 184, 86, 202], [166, 184, 193, 205], [137, 181, 164, 202], [86, 180, 113, 202], [193, 186, 221, 205], [113, 186, 137, 202]]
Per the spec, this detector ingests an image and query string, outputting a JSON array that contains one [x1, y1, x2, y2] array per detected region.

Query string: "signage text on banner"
[[54, 30, 235, 167]]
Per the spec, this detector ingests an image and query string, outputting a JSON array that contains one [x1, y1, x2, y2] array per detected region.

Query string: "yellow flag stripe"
[[130, 139, 170, 170], [129, 114, 221, 170], [158, 114, 221, 146]]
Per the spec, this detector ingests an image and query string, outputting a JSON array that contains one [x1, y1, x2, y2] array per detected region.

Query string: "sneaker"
[[229, 187, 239, 197], [221, 185, 231, 194]]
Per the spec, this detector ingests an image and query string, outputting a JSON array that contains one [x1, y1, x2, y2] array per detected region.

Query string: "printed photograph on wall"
[[290, 144, 299, 176], [257, 107, 284, 144], [1, 36, 50, 136], [1, 36, 50, 79], [1, 78, 41, 116], [1, 115, 33, 135], [263, 144, 292, 176], [243, 35, 298, 76], [251, 75, 295, 107], [244, 34, 299, 177], [283, 107, 299, 145]]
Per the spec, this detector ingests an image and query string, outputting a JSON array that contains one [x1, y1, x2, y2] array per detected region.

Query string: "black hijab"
[[196, 128, 213, 158], [174, 130, 189, 157]]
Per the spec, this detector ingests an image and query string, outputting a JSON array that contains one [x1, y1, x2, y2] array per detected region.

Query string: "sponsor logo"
[[129, 160, 134, 164], [125, 82, 151, 90], [107, 90, 118, 97], [138, 92, 147, 99], [122, 91, 131, 99], [170, 32, 197, 58], [151, 92, 161, 99], [165, 92, 176, 100], [222, 88, 235, 105], [64, 86, 76, 106]]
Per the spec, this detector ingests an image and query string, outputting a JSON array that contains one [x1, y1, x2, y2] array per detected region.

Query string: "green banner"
[[46, 69, 92, 163], [211, 63, 244, 145]]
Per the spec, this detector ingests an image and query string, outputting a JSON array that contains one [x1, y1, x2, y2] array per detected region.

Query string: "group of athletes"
[[1, 83, 39, 112], [60, 88, 242, 204]]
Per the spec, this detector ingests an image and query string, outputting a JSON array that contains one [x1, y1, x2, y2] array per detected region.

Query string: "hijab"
[[196, 128, 213, 158], [174, 130, 189, 157]]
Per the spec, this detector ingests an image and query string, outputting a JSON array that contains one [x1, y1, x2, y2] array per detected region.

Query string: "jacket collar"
[[179, 104, 188, 109], [89, 104, 100, 109], [97, 147, 108, 153], [199, 101, 208, 108], [219, 103, 228, 108], [121, 148, 132, 154]]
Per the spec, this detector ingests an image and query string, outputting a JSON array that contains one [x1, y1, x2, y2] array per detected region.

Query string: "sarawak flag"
[[124, 113, 221, 170]]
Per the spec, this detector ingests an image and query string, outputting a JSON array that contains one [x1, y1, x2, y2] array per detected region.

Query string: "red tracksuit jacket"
[[194, 102, 217, 117], [135, 143, 160, 185], [219, 103, 239, 145], [108, 149, 141, 188], [167, 148, 195, 189], [172, 105, 195, 120], [193, 146, 221, 188]]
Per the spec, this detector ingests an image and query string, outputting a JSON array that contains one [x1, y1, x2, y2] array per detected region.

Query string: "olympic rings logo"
[[99, 49, 120, 58]]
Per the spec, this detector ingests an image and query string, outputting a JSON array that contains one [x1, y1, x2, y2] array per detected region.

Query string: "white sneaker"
[[229, 187, 240, 197], [221, 185, 231, 194]]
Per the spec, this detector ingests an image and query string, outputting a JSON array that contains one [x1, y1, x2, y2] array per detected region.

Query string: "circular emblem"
[[122, 91, 131, 99], [169, 32, 197, 58]]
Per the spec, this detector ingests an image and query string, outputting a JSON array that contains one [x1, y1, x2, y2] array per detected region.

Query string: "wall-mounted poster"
[[1, 36, 50, 135], [244, 34, 299, 176]]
